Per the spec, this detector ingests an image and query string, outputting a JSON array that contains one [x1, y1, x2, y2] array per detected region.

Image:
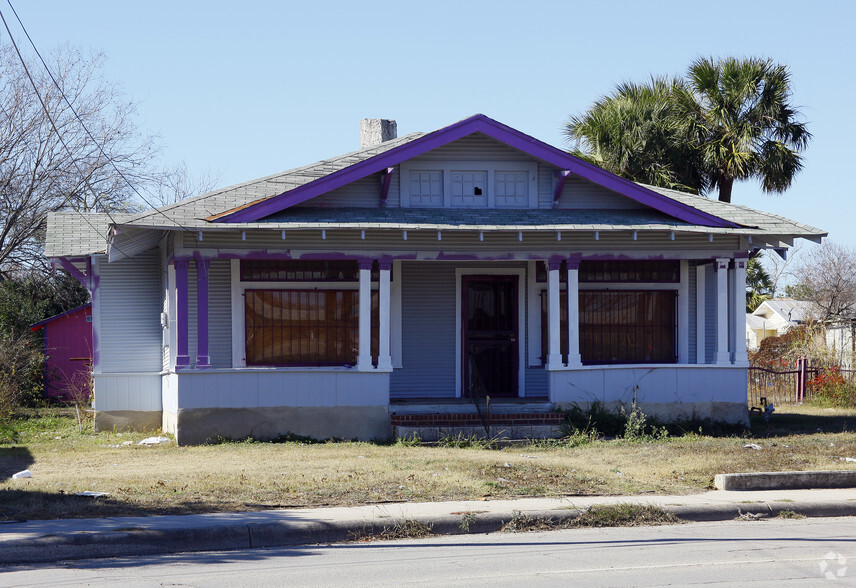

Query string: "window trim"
[[400, 160, 538, 209], [231, 259, 386, 369]]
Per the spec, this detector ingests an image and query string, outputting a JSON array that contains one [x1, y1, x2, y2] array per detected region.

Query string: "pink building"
[[30, 304, 93, 400]]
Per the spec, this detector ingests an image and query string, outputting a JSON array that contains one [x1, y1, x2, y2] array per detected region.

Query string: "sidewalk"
[[3, 488, 856, 564]]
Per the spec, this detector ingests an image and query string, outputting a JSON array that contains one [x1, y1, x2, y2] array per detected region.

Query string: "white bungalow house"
[[746, 299, 818, 350], [46, 115, 825, 444]]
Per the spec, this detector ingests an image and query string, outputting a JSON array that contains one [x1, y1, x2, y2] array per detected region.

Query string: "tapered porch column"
[[566, 260, 582, 367], [731, 258, 749, 366], [195, 257, 211, 368], [357, 260, 373, 371], [714, 258, 730, 365], [175, 259, 190, 369], [377, 262, 393, 371], [547, 260, 563, 370]]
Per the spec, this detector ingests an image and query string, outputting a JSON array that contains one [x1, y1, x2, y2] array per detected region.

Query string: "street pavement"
[[2, 486, 856, 565]]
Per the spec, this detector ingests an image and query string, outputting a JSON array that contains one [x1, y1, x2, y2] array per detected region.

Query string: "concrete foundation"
[[95, 410, 163, 433], [554, 400, 749, 426], [172, 406, 392, 445]]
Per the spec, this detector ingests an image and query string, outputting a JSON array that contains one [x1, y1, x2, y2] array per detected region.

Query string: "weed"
[[395, 433, 421, 447], [776, 509, 806, 519], [501, 510, 558, 533], [621, 404, 669, 443], [528, 430, 598, 449], [459, 511, 477, 532], [436, 432, 495, 449], [351, 519, 434, 541], [572, 504, 680, 527]]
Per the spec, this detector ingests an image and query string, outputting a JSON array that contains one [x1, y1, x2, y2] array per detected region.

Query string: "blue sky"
[[8, 0, 855, 251]]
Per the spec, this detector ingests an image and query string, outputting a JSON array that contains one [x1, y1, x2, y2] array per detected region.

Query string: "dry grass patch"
[[2, 406, 856, 521]]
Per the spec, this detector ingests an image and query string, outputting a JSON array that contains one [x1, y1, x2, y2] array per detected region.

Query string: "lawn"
[[1, 406, 856, 521]]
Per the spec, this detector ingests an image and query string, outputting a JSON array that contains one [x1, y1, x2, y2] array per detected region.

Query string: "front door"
[[462, 275, 518, 398]]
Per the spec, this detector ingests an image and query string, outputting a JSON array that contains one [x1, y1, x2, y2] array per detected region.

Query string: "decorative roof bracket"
[[380, 167, 395, 207], [552, 170, 571, 208]]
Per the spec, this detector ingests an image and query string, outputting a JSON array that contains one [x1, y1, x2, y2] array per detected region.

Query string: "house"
[[45, 115, 826, 444], [746, 299, 818, 350], [30, 304, 93, 400]]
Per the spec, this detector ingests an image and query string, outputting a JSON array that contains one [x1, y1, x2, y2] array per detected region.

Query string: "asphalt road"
[[3, 517, 855, 587]]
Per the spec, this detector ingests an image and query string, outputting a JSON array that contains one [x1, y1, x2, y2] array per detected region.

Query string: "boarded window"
[[245, 290, 378, 366], [540, 290, 676, 364], [451, 171, 487, 207]]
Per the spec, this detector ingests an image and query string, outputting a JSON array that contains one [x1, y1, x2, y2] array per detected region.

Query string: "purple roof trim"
[[30, 303, 92, 331], [214, 114, 736, 228]]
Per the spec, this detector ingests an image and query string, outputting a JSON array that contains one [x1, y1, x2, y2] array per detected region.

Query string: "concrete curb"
[[4, 499, 856, 565], [715, 471, 856, 491]]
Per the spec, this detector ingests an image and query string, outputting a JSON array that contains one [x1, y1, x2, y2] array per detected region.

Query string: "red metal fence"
[[748, 357, 856, 406]]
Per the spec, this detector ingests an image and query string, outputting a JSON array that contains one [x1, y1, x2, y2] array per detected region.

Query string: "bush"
[[0, 333, 44, 417], [807, 368, 856, 407]]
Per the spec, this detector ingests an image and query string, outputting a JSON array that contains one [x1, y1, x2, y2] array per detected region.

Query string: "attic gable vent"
[[360, 118, 397, 148]]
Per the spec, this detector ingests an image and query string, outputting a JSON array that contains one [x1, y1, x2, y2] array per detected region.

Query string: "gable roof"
[[30, 303, 92, 331], [753, 299, 818, 323], [208, 114, 735, 227], [44, 115, 827, 259]]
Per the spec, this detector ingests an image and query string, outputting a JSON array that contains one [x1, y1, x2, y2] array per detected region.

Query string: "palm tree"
[[746, 256, 774, 312], [565, 57, 811, 203], [675, 57, 811, 203], [565, 77, 705, 194]]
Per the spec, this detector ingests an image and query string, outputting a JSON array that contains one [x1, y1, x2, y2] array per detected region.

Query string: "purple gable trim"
[[380, 167, 394, 207], [30, 303, 92, 331], [56, 257, 90, 289], [214, 114, 736, 228]]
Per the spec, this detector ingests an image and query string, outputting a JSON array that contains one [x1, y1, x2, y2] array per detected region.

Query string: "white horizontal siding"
[[94, 373, 162, 411], [99, 250, 162, 372]]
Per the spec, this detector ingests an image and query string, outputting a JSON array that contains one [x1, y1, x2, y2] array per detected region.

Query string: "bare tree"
[[791, 241, 856, 321], [151, 161, 222, 207], [0, 42, 159, 276]]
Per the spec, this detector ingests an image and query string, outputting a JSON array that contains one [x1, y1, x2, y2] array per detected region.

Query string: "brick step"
[[391, 412, 565, 427]]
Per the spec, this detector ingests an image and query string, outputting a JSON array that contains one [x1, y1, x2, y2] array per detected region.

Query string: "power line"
[[0, 8, 133, 265], [2, 0, 196, 235]]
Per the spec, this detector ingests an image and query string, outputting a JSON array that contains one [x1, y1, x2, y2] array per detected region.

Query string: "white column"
[[547, 260, 563, 369], [732, 258, 749, 366], [566, 261, 582, 367], [377, 262, 393, 371], [714, 258, 730, 364], [357, 261, 373, 370], [696, 263, 706, 364]]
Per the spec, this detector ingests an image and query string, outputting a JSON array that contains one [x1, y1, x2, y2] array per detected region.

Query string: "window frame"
[[528, 260, 684, 367], [231, 259, 382, 369]]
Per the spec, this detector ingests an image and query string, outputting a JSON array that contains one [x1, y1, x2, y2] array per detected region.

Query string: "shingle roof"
[[45, 213, 134, 257], [44, 117, 826, 257], [118, 132, 426, 230]]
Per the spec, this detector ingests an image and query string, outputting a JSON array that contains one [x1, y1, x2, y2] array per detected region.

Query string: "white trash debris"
[[519, 454, 539, 459], [839, 457, 856, 463], [75, 491, 110, 497], [138, 436, 171, 446], [122, 441, 133, 446], [743, 443, 763, 450], [11, 469, 32, 479]]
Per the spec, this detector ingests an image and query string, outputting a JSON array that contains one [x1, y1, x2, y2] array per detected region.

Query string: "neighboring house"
[[746, 299, 818, 350], [45, 114, 826, 444], [30, 304, 93, 400], [825, 319, 856, 369]]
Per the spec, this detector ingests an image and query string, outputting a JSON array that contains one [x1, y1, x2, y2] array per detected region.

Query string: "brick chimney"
[[360, 118, 397, 148]]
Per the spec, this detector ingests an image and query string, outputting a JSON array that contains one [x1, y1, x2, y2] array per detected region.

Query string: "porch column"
[[175, 259, 190, 369], [547, 260, 563, 370], [731, 258, 749, 366], [195, 257, 211, 368], [696, 263, 706, 364], [566, 260, 582, 367], [714, 258, 730, 365], [377, 262, 393, 371], [357, 260, 373, 371]]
